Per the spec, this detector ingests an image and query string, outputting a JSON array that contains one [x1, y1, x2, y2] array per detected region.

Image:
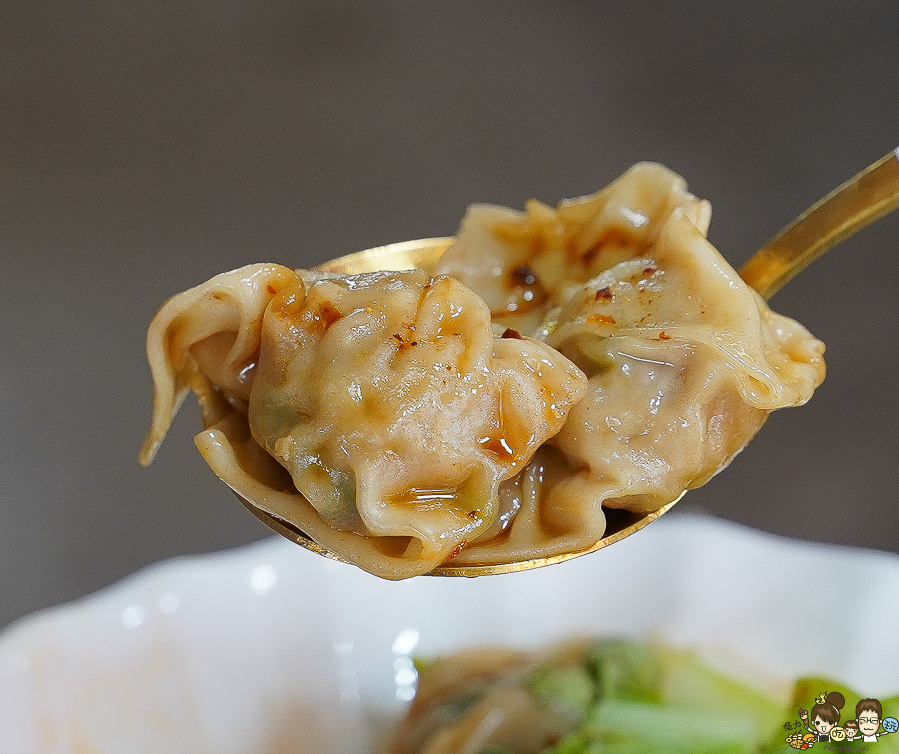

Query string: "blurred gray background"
[[1, 0, 897, 629]]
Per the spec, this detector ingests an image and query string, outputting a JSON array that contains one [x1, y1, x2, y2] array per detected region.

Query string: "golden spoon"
[[237, 148, 899, 576], [739, 147, 899, 298]]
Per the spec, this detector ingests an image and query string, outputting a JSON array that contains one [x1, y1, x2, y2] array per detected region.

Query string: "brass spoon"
[[238, 148, 899, 576]]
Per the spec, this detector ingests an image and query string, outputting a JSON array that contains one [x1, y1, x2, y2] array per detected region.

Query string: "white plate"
[[2, 513, 897, 754]]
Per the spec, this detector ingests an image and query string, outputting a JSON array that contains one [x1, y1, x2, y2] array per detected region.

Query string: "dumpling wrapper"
[[546, 207, 825, 506], [447, 206, 824, 566], [141, 265, 587, 578]]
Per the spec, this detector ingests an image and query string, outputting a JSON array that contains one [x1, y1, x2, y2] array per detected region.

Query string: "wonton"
[[141, 266, 586, 577], [142, 163, 825, 577]]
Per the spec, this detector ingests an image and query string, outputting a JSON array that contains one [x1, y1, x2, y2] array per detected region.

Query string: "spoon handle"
[[739, 148, 899, 300]]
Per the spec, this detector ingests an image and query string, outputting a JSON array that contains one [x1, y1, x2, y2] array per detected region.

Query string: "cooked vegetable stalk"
[[390, 639, 899, 754]]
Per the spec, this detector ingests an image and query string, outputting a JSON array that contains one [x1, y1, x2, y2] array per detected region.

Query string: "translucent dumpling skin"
[[141, 265, 586, 578], [539, 210, 824, 532], [249, 269, 587, 572], [142, 162, 825, 577], [439, 168, 824, 567]]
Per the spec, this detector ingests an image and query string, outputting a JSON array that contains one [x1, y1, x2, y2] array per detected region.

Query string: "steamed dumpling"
[[543, 208, 824, 515], [447, 206, 824, 566], [249, 268, 587, 571], [141, 264, 587, 577]]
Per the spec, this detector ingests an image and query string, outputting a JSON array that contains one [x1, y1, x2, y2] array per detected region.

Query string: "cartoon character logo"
[[790, 692, 896, 746], [855, 698, 897, 743], [798, 691, 845, 742]]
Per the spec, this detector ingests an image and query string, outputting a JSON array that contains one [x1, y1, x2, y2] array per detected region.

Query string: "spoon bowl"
[[233, 149, 899, 576]]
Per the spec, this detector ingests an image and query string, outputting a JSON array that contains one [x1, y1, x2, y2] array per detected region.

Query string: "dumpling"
[[447, 205, 824, 565], [141, 265, 587, 578], [436, 162, 711, 335], [544, 206, 824, 509]]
